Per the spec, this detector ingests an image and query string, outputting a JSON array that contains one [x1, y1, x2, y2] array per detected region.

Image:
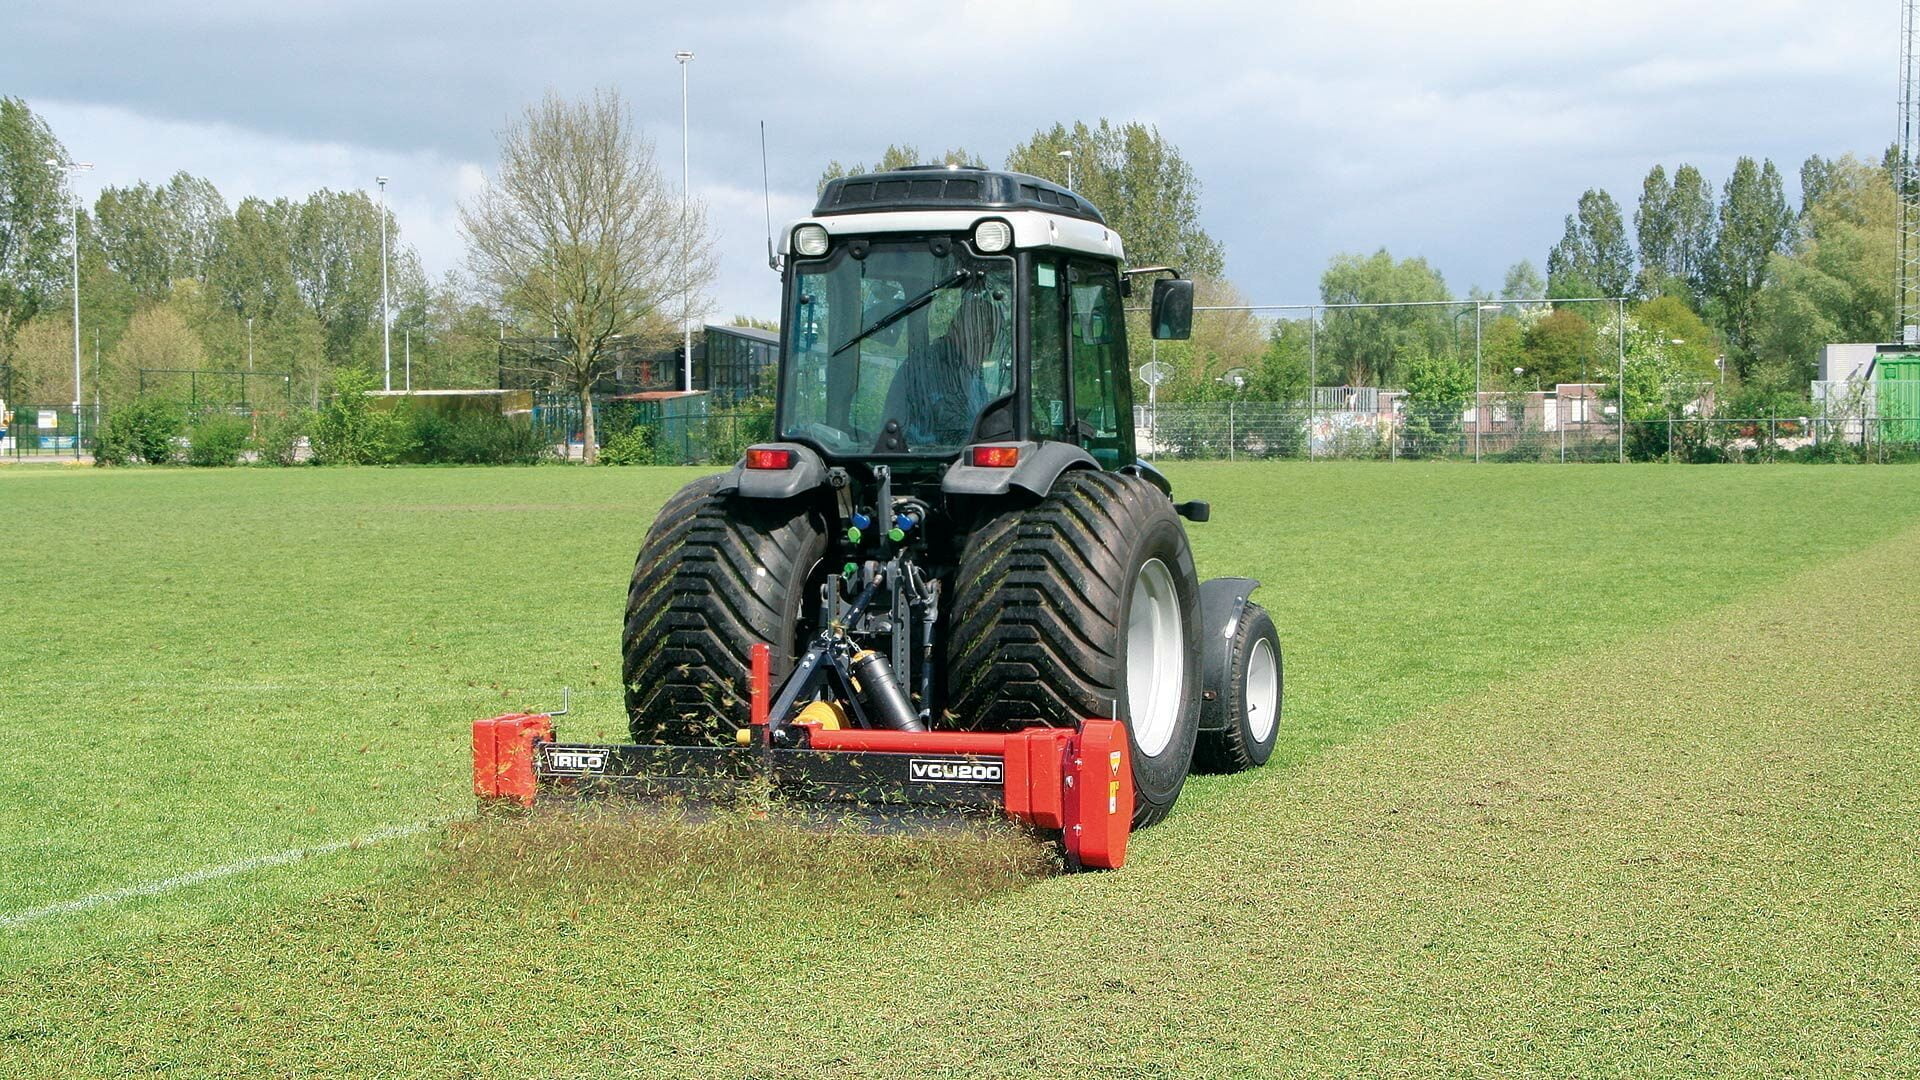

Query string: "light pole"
[[676, 50, 695, 393], [1057, 148, 1073, 190], [1617, 298, 1627, 464], [46, 158, 92, 427], [247, 316, 254, 371], [1466, 303, 1499, 462], [376, 176, 391, 391]]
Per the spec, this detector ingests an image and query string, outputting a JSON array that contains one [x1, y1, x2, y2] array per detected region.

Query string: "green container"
[[1881, 355, 1920, 443]]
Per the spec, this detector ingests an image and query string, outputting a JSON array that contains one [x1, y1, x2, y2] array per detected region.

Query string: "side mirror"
[[1150, 279, 1193, 340]]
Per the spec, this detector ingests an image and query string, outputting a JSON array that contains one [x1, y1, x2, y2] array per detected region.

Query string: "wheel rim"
[[1245, 636, 1279, 743], [1126, 557, 1185, 758]]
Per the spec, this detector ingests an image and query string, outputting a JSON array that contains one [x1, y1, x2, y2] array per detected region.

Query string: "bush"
[[598, 425, 660, 465], [705, 400, 775, 463], [252, 409, 310, 466], [309, 370, 407, 465], [93, 399, 185, 465], [432, 412, 548, 465], [187, 414, 252, 466]]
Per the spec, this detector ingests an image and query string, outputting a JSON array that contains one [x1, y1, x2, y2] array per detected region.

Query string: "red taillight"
[[745, 447, 793, 470], [970, 445, 1020, 468]]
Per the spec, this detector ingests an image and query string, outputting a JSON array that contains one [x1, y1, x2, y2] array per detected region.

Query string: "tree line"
[[1, 85, 1901, 434], [1, 96, 524, 410]]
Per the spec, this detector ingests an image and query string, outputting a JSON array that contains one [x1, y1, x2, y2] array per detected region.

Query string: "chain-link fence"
[[1138, 400, 1920, 463], [531, 393, 774, 464], [3, 405, 100, 461]]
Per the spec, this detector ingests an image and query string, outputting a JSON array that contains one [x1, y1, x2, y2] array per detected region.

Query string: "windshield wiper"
[[830, 269, 970, 358]]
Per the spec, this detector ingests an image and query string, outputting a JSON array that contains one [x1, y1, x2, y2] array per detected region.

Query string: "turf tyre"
[[622, 475, 827, 744], [948, 470, 1203, 827], [1194, 603, 1282, 772]]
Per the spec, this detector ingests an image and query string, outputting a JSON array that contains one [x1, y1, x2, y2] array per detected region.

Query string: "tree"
[[1521, 308, 1598, 386], [1253, 320, 1311, 402], [1546, 189, 1633, 299], [0, 97, 70, 365], [461, 88, 716, 462], [108, 305, 206, 403], [1317, 249, 1450, 387], [289, 189, 401, 368], [1545, 215, 1598, 299], [210, 196, 298, 322], [1584, 189, 1634, 296], [1710, 157, 1793, 370], [818, 144, 982, 191], [1634, 294, 1720, 376], [1501, 260, 1545, 303], [1400, 343, 1473, 445], [1634, 165, 1675, 295], [1799, 155, 1836, 217], [1005, 120, 1225, 280], [1668, 164, 1716, 302], [1753, 155, 1895, 383]]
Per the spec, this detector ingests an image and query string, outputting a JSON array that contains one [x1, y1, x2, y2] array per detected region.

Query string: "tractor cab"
[[775, 167, 1192, 475]]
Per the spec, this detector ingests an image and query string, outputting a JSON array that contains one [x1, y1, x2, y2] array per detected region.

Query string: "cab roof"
[[813, 166, 1105, 225]]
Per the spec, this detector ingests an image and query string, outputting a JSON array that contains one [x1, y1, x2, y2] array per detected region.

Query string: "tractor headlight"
[[972, 219, 1012, 253], [793, 224, 829, 257]]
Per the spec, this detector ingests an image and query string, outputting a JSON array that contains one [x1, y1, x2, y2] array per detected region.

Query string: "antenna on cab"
[[762, 121, 782, 273]]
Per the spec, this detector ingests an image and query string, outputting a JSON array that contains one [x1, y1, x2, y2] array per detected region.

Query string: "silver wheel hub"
[[1245, 636, 1278, 743], [1126, 557, 1185, 758]]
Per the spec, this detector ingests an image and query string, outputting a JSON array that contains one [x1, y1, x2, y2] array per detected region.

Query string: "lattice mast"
[[1900, 0, 1920, 342]]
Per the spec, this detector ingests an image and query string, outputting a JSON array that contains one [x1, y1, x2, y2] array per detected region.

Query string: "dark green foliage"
[[0, 98, 70, 354], [92, 398, 184, 465], [186, 413, 250, 466], [1317, 249, 1450, 386], [1005, 119, 1225, 280], [251, 409, 309, 466], [597, 425, 660, 465], [308, 369, 405, 465], [1710, 157, 1794, 369], [703, 400, 774, 464], [413, 410, 547, 465], [1547, 189, 1633, 298]]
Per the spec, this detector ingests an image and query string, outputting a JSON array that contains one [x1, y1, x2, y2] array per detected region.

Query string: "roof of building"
[[706, 323, 778, 345], [813, 166, 1104, 225]]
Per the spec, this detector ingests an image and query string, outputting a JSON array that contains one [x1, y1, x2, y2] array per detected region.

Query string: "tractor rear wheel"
[[948, 470, 1203, 827], [622, 475, 827, 745]]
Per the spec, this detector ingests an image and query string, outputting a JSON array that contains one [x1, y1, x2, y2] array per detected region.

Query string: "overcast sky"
[[6, 1, 1895, 321]]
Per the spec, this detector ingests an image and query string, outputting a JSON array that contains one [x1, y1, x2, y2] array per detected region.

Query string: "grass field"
[[3, 462, 1918, 1076]]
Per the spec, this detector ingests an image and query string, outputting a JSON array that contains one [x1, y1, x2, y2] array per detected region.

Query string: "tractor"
[[473, 167, 1282, 869]]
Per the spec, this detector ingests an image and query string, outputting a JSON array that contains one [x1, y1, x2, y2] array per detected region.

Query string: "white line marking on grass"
[[0, 819, 443, 930]]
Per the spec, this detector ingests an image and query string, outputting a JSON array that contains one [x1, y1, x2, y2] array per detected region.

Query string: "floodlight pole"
[[48, 159, 93, 426], [1617, 298, 1627, 464], [377, 175, 391, 391], [677, 50, 695, 393], [1058, 148, 1073, 190], [247, 316, 254, 371]]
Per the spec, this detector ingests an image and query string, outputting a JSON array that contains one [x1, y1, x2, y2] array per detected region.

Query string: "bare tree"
[[461, 88, 715, 461]]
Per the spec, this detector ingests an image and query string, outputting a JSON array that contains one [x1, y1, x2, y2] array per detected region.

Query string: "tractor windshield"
[[781, 239, 1014, 455]]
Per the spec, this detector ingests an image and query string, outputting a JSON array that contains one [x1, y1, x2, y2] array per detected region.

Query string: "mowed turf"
[[3, 463, 1919, 1075]]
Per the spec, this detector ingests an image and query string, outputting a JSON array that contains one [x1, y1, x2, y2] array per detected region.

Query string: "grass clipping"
[[433, 806, 1056, 914]]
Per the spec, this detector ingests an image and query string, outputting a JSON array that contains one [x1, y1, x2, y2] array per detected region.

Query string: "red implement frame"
[[472, 644, 1135, 869]]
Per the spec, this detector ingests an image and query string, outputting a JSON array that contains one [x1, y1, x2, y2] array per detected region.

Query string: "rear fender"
[[1196, 577, 1261, 732], [941, 441, 1099, 499]]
